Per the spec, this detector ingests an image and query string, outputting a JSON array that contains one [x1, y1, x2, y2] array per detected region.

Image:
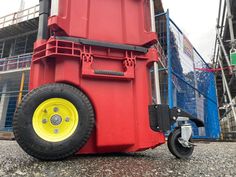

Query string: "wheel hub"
[[50, 114, 62, 125], [32, 98, 79, 142]]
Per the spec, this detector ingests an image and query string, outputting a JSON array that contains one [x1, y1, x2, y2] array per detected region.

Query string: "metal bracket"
[[178, 124, 193, 148], [148, 104, 171, 131], [148, 104, 204, 132]]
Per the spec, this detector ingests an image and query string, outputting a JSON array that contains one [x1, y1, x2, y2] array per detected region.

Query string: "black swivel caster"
[[167, 127, 194, 159]]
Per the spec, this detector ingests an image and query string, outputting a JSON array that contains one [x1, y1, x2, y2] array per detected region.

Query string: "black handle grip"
[[94, 70, 125, 76]]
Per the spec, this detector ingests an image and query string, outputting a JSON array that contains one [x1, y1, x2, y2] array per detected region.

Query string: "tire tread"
[[13, 83, 95, 160]]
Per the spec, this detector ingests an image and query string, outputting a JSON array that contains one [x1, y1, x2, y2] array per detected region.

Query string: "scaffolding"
[[0, 53, 31, 72], [0, 5, 38, 131], [213, 0, 236, 139]]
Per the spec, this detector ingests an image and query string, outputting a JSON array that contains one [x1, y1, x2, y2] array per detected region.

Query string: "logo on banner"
[[183, 35, 194, 60]]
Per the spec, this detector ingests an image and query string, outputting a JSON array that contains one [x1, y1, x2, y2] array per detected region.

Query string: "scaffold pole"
[[216, 29, 233, 73], [225, 0, 236, 49], [218, 53, 236, 128], [17, 72, 25, 105], [150, 0, 161, 104]]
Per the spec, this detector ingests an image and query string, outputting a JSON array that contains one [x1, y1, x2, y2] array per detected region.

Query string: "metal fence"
[[0, 53, 31, 72], [0, 5, 39, 29], [0, 71, 29, 131], [156, 11, 220, 139], [0, 53, 31, 131]]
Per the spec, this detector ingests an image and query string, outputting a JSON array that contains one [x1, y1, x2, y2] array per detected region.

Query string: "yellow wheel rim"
[[32, 98, 79, 142]]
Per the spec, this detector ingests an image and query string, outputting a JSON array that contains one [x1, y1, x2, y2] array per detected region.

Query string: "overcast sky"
[[0, 0, 38, 17], [0, 0, 219, 62]]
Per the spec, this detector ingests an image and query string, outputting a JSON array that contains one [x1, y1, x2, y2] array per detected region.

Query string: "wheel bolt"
[[54, 129, 59, 134], [43, 109, 47, 113], [53, 107, 59, 112], [42, 119, 47, 124], [65, 117, 70, 122]]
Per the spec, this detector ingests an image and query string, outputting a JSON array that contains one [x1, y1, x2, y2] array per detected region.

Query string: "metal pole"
[[215, 0, 226, 70], [18, 72, 25, 105], [154, 62, 161, 104], [37, 0, 50, 40], [0, 40, 5, 58], [219, 45, 228, 105], [220, 52, 231, 132], [150, 0, 161, 104], [218, 56, 236, 125], [222, 76, 228, 105], [225, 0, 235, 48], [213, 0, 222, 65], [24, 35, 28, 54], [217, 29, 232, 73], [19, 0, 25, 11], [17, 0, 25, 23], [166, 10, 173, 108]]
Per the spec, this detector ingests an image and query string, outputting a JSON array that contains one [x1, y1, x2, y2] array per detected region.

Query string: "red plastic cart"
[[13, 0, 203, 160]]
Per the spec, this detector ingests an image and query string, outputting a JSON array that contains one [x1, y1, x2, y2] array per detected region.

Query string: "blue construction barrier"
[[156, 11, 220, 139]]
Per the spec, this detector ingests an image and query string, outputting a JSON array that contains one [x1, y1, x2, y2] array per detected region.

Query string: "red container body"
[[30, 0, 165, 154], [48, 0, 157, 46]]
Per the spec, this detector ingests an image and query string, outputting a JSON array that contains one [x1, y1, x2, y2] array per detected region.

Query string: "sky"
[[0, 0, 219, 62], [0, 0, 38, 17]]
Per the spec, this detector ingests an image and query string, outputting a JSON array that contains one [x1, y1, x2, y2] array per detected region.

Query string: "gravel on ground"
[[0, 141, 235, 177]]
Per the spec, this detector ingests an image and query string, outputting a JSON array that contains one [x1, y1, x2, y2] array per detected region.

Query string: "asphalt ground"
[[0, 141, 235, 177]]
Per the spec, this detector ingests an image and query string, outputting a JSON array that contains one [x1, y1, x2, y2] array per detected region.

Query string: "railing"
[[0, 5, 39, 29], [0, 53, 32, 72]]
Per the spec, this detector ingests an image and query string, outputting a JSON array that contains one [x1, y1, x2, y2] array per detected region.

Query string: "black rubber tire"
[[167, 128, 194, 159], [13, 83, 95, 160]]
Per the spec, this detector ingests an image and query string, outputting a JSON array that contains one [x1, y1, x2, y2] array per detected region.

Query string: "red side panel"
[[31, 0, 165, 154], [48, 0, 157, 46], [30, 39, 165, 154]]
